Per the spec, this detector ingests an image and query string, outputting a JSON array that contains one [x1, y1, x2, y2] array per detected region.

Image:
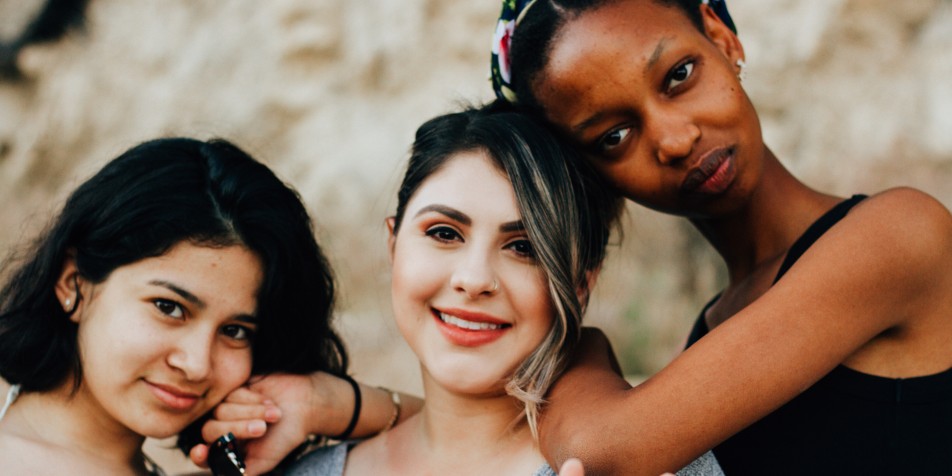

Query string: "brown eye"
[[507, 239, 536, 259], [221, 324, 254, 342], [425, 226, 462, 243], [154, 299, 184, 319], [667, 61, 695, 90], [598, 127, 631, 153]]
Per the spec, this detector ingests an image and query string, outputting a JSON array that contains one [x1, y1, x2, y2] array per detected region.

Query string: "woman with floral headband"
[[488, 0, 952, 474]]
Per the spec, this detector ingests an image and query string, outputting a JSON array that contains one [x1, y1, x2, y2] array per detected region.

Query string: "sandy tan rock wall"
[[1, 0, 950, 471]]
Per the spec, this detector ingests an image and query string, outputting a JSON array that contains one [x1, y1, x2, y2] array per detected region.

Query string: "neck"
[[690, 146, 841, 282], [5, 381, 146, 470], [391, 370, 542, 473]]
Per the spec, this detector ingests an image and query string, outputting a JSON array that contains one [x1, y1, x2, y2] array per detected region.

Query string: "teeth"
[[439, 312, 503, 331]]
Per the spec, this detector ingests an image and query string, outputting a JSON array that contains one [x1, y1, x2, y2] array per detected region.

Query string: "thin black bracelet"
[[329, 374, 361, 441]]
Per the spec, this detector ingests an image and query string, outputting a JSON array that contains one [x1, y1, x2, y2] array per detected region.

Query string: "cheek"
[[211, 348, 253, 395], [512, 268, 556, 340], [390, 242, 446, 313]]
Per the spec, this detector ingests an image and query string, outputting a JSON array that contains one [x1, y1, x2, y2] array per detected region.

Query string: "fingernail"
[[248, 420, 267, 435], [263, 399, 275, 406], [264, 407, 282, 421]]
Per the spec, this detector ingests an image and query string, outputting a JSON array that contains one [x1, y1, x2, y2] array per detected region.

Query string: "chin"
[[125, 413, 194, 439], [427, 367, 508, 397]]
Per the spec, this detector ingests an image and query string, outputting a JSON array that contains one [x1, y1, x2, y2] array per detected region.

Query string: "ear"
[[55, 252, 86, 322], [576, 267, 601, 306], [700, 3, 745, 67], [385, 217, 397, 264]]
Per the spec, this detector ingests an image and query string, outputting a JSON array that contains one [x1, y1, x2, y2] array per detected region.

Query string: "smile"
[[144, 380, 203, 412], [432, 308, 511, 347], [439, 312, 505, 330]]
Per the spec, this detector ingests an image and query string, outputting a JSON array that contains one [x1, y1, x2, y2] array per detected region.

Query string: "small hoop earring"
[[736, 59, 747, 82]]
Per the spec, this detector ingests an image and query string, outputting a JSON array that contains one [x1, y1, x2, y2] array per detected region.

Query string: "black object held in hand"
[[208, 432, 246, 476]]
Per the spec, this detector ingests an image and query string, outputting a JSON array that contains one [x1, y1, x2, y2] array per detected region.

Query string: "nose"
[[449, 246, 499, 299], [647, 107, 700, 165], [167, 328, 215, 382]]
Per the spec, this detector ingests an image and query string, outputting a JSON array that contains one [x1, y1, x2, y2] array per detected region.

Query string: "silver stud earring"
[[736, 59, 747, 82], [64, 298, 72, 310]]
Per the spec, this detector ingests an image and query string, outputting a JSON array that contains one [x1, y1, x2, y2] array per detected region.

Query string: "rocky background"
[[1, 0, 950, 472]]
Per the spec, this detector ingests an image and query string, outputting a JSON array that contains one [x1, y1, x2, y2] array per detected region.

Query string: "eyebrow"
[[500, 221, 525, 233], [148, 280, 258, 321], [571, 112, 606, 134], [572, 38, 671, 135], [647, 37, 670, 70], [414, 204, 524, 233], [414, 204, 471, 225], [149, 280, 205, 309]]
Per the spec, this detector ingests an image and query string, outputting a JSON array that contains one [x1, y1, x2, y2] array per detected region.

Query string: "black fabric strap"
[[772, 194, 868, 284], [330, 374, 361, 441]]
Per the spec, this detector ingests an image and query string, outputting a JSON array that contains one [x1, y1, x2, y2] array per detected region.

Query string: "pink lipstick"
[[432, 308, 510, 347], [681, 147, 737, 195]]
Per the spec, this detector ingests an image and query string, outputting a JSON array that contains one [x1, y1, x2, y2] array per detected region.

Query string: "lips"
[[433, 308, 511, 347], [680, 146, 736, 195], [145, 380, 203, 411]]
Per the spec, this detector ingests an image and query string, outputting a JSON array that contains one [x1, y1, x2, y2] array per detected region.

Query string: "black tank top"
[[685, 195, 952, 475]]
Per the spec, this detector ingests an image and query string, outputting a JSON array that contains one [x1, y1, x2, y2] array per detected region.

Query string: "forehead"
[[535, 1, 703, 119], [407, 150, 516, 212]]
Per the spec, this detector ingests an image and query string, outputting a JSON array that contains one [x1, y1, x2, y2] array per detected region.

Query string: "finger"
[[558, 458, 585, 476], [214, 402, 282, 423], [223, 386, 273, 405], [202, 418, 269, 442], [188, 443, 210, 468]]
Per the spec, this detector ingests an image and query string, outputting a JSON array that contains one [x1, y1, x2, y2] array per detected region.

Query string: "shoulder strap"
[[773, 194, 868, 284], [0, 384, 21, 421]]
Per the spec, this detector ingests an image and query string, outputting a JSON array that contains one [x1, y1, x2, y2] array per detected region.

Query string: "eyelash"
[[666, 59, 696, 92], [154, 299, 185, 319], [154, 298, 254, 343], [593, 58, 699, 155], [221, 324, 254, 342], [425, 225, 462, 243], [425, 224, 535, 261], [596, 127, 632, 155], [506, 239, 536, 259]]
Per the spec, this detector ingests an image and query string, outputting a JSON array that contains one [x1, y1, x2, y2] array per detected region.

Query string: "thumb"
[[558, 458, 585, 476]]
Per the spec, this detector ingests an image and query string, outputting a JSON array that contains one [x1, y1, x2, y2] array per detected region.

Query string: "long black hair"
[[0, 138, 347, 393]]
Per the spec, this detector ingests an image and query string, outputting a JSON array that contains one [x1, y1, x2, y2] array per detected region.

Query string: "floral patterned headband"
[[490, 0, 737, 103]]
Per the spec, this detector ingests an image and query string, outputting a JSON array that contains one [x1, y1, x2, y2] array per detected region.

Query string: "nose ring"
[[490, 279, 499, 293]]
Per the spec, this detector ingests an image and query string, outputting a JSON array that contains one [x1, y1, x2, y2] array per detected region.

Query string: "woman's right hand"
[[191, 372, 351, 475], [558, 458, 585, 476], [191, 372, 424, 475]]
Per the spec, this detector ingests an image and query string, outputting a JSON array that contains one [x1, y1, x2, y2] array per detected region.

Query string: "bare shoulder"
[[845, 187, 952, 265], [0, 433, 69, 474], [855, 187, 952, 231]]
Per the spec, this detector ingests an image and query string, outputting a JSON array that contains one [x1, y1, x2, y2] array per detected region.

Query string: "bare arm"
[[193, 372, 423, 474], [539, 189, 952, 475]]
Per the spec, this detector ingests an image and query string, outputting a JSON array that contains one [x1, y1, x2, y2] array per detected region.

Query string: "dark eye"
[[507, 239, 536, 259], [598, 127, 631, 153], [154, 299, 184, 319], [425, 226, 462, 243], [221, 324, 254, 342], [667, 61, 695, 90]]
